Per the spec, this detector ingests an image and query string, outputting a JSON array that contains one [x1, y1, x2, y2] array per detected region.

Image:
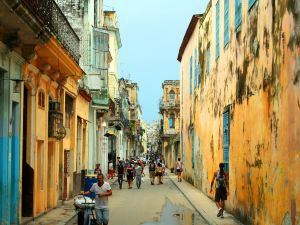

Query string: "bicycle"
[[74, 194, 97, 225]]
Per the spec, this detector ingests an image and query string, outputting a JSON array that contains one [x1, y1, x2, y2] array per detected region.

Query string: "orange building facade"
[[179, 1, 300, 224]]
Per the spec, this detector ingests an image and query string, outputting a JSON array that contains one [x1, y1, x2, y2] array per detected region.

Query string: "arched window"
[[38, 90, 45, 109], [169, 90, 175, 102], [169, 113, 175, 129]]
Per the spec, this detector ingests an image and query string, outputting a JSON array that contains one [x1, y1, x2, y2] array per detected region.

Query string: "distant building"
[[159, 80, 180, 169]]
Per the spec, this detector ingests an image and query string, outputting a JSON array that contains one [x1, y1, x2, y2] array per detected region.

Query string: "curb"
[[167, 174, 218, 225]]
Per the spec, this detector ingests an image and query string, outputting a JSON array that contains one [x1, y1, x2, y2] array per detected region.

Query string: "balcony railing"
[[21, 0, 80, 63], [91, 88, 109, 107], [159, 99, 180, 109]]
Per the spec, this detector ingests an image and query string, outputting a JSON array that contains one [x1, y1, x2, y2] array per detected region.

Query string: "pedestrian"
[[176, 158, 183, 182], [134, 162, 143, 189], [155, 162, 163, 185], [148, 159, 156, 185], [159, 159, 165, 184], [117, 160, 124, 189], [210, 162, 229, 218], [126, 163, 134, 189], [81, 174, 112, 225], [94, 163, 102, 175], [108, 160, 114, 179]]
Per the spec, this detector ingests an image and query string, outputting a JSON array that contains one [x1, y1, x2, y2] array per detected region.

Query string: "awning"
[[104, 127, 118, 137]]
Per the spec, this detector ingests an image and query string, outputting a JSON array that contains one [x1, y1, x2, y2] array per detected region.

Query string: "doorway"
[[22, 87, 34, 217], [47, 142, 55, 209]]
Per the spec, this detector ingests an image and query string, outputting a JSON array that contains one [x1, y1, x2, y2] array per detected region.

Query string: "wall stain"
[[294, 70, 300, 85], [236, 59, 249, 104], [210, 135, 214, 162], [271, 112, 279, 149]]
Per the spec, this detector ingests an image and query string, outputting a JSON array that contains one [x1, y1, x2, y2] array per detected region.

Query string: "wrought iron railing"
[[21, 0, 80, 63]]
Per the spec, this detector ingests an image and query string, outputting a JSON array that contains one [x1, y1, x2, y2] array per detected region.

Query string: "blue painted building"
[[0, 42, 24, 224]]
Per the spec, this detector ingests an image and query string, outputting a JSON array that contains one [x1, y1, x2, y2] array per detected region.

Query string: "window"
[[194, 49, 198, 89], [235, 0, 242, 30], [169, 113, 175, 129], [92, 29, 109, 69], [224, 0, 229, 47], [206, 46, 210, 75], [65, 94, 73, 129], [169, 90, 175, 102], [216, 0, 220, 59], [38, 90, 45, 109], [223, 110, 230, 172], [248, 0, 257, 11], [190, 56, 193, 95]]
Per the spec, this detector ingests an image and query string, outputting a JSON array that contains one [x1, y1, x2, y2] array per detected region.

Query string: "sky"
[[104, 0, 209, 123]]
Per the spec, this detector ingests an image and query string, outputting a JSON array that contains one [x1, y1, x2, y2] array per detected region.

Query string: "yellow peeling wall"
[[181, 1, 300, 224]]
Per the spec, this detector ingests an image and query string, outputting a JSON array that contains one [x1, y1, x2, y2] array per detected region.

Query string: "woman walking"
[[176, 158, 183, 182], [126, 163, 134, 189]]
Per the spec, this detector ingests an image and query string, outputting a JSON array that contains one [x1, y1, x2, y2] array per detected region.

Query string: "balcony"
[[91, 88, 109, 108], [21, 0, 80, 63], [159, 99, 180, 111]]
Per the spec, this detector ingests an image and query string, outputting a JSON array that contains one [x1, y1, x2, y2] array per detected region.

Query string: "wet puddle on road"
[[140, 199, 207, 225]]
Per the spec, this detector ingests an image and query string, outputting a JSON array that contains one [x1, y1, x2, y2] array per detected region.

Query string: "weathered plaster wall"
[[181, 0, 300, 224]]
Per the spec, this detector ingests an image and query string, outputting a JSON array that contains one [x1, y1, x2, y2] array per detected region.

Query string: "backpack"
[[149, 163, 155, 171]]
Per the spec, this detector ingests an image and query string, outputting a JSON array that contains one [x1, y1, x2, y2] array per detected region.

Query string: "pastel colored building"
[[159, 80, 181, 169], [179, 0, 300, 224], [0, 0, 89, 223]]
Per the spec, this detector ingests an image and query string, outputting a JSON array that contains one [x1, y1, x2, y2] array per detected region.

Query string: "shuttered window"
[[216, 0, 220, 59], [224, 0, 229, 47], [235, 0, 242, 30], [194, 49, 197, 89], [223, 110, 230, 172], [190, 56, 193, 95], [248, 0, 257, 10], [92, 29, 109, 69]]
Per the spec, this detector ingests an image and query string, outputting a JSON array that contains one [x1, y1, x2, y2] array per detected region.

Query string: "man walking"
[[210, 162, 229, 218], [117, 160, 124, 189], [82, 174, 112, 225], [148, 159, 156, 185], [134, 162, 143, 189]]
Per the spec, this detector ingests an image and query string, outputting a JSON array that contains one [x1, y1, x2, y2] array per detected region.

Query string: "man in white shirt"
[[82, 174, 112, 225]]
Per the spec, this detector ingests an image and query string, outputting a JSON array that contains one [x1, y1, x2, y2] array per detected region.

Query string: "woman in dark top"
[[126, 163, 134, 189]]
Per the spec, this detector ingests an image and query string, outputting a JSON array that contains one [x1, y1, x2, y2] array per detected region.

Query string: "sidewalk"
[[24, 199, 76, 225], [167, 170, 243, 225], [23, 178, 118, 225]]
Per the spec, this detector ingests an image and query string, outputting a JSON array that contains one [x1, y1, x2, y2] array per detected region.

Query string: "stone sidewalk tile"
[[24, 199, 76, 225], [167, 171, 244, 225]]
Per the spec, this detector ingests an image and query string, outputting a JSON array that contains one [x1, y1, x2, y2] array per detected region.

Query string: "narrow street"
[[70, 167, 208, 225], [108, 169, 207, 225]]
